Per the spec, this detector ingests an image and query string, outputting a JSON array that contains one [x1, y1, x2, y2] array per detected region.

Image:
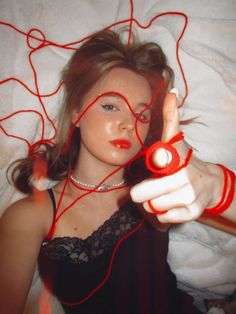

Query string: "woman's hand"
[[130, 90, 224, 223]]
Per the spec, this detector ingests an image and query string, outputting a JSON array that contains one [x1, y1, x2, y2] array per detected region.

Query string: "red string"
[[145, 132, 191, 176], [0, 10, 189, 147], [147, 200, 168, 215], [205, 164, 235, 216], [60, 219, 144, 306], [145, 132, 192, 215], [127, 0, 134, 47]]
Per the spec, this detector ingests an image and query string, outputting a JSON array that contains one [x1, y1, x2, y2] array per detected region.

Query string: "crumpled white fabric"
[[0, 1, 236, 313], [168, 222, 236, 312]]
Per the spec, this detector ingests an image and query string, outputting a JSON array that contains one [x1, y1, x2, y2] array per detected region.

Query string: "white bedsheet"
[[0, 1, 236, 313]]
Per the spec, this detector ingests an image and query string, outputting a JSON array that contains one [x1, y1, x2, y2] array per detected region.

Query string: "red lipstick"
[[110, 139, 131, 149]]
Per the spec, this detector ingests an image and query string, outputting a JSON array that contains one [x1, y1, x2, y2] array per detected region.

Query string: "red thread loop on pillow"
[[205, 164, 235, 216]]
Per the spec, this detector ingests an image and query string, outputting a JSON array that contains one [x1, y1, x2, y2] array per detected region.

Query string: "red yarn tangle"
[[205, 164, 236, 216], [145, 132, 193, 215], [0, 1, 191, 306], [145, 131, 193, 177]]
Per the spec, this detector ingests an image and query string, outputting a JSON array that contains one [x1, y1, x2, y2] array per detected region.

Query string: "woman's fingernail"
[[170, 87, 179, 98]]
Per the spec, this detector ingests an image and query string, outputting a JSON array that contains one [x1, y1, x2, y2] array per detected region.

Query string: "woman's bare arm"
[[0, 195, 49, 314]]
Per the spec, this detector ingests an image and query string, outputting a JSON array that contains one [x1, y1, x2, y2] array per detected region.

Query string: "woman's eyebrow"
[[137, 102, 150, 109], [100, 92, 123, 99]]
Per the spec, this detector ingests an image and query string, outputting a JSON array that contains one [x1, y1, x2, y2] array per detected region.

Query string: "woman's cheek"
[[137, 122, 150, 142], [103, 120, 113, 132]]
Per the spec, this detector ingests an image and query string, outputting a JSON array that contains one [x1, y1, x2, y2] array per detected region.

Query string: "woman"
[[0, 29, 234, 314]]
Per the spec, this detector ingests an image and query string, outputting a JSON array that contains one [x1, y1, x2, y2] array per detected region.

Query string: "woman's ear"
[[71, 110, 80, 127]]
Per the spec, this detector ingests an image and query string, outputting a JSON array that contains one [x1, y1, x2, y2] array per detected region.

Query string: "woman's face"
[[73, 67, 153, 169]]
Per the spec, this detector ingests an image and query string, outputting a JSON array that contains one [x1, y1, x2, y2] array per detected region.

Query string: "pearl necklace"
[[70, 175, 126, 191]]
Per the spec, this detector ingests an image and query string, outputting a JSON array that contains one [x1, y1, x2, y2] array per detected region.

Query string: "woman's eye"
[[135, 112, 149, 121], [101, 104, 119, 111]]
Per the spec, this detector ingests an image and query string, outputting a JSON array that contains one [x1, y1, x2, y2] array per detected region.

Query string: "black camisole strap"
[[45, 189, 57, 240], [47, 188, 56, 217]]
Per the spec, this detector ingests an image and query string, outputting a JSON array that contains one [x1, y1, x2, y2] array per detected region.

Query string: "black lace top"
[[38, 190, 197, 314], [40, 200, 140, 264]]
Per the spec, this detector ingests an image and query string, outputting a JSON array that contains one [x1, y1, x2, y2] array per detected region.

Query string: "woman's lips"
[[109, 139, 132, 149]]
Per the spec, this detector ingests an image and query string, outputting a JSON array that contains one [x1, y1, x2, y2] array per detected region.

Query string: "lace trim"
[[40, 201, 140, 264]]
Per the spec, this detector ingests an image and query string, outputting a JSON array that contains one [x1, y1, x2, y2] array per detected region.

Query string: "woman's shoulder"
[[0, 190, 54, 239]]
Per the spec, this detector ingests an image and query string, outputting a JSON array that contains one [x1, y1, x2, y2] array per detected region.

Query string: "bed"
[[0, 1, 236, 313]]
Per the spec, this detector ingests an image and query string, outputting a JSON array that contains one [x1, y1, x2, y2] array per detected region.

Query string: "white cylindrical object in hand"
[[151, 148, 173, 168]]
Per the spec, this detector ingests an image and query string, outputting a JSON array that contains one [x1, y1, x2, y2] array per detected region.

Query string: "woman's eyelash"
[[101, 104, 119, 111], [101, 104, 150, 121]]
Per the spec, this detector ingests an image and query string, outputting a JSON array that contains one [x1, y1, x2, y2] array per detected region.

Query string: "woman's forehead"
[[83, 67, 153, 105]]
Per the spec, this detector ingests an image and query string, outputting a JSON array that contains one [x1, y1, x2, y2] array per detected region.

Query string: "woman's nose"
[[119, 114, 135, 131]]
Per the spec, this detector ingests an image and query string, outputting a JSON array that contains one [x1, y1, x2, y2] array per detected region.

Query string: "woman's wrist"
[[205, 162, 225, 209], [205, 163, 235, 216]]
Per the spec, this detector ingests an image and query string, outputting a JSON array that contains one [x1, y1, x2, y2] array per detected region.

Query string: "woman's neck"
[[72, 151, 126, 187]]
